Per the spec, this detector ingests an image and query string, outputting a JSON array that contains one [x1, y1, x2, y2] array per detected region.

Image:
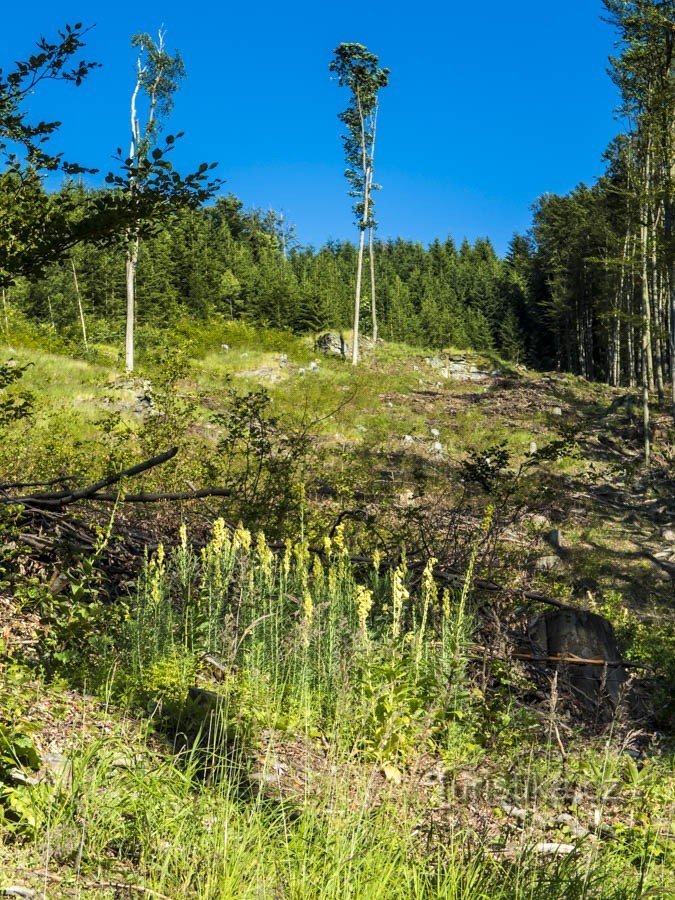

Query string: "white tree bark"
[[71, 258, 88, 352]]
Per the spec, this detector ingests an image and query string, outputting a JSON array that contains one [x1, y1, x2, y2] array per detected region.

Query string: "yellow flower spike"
[[282, 539, 293, 578], [312, 554, 324, 586], [354, 585, 373, 634], [256, 531, 274, 583], [233, 523, 251, 554], [333, 523, 346, 553], [422, 557, 438, 606], [149, 543, 165, 607], [302, 590, 314, 625], [372, 548, 382, 574], [179, 522, 188, 551], [211, 518, 229, 554], [482, 504, 495, 533], [322, 535, 332, 559], [391, 566, 409, 639], [441, 588, 451, 619]]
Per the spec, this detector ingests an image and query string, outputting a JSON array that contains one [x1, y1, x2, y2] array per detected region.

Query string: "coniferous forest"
[[1, 4, 674, 899], [2, 2, 674, 393]]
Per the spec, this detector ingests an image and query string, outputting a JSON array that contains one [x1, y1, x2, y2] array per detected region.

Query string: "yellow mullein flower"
[[312, 553, 324, 588], [322, 534, 332, 559], [211, 518, 229, 555], [441, 588, 451, 619], [282, 539, 293, 579], [302, 589, 314, 625], [233, 522, 252, 554], [391, 565, 409, 639], [421, 557, 438, 608], [256, 531, 274, 583], [149, 543, 165, 607], [372, 548, 382, 574], [179, 522, 188, 551], [294, 540, 310, 578], [333, 523, 346, 553], [354, 585, 373, 635]]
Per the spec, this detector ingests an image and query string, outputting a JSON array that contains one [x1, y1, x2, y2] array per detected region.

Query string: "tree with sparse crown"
[[330, 42, 389, 365]]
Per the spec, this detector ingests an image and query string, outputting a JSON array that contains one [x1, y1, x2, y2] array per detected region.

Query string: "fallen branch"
[[1, 447, 179, 509], [510, 651, 650, 670], [89, 487, 232, 503]]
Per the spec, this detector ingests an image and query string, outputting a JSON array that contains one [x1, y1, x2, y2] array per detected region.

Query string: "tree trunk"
[[369, 227, 377, 344], [71, 258, 88, 352], [352, 227, 366, 366], [125, 235, 139, 372]]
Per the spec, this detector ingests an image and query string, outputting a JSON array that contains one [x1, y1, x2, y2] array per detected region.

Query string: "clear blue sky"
[[4, 1, 621, 256]]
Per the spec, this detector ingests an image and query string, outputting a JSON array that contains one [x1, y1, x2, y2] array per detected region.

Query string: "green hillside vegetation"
[[2, 5, 675, 897], [1, 324, 673, 897]]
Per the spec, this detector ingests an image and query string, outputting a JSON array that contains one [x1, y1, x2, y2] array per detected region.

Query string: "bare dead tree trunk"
[[369, 227, 377, 344], [125, 235, 139, 372], [352, 91, 370, 367], [45, 295, 56, 334], [70, 258, 89, 352], [352, 226, 366, 366], [641, 219, 652, 467]]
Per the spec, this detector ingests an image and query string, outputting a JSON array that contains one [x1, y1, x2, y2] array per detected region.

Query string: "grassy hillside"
[[1, 324, 673, 898]]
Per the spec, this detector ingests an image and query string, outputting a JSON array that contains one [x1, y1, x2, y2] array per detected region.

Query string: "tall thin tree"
[[124, 30, 185, 373], [330, 43, 389, 365]]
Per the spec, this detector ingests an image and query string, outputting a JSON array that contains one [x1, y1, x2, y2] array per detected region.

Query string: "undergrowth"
[[1, 518, 672, 898]]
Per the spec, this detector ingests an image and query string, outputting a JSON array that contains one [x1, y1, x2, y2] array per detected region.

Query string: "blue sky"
[[4, 1, 621, 255]]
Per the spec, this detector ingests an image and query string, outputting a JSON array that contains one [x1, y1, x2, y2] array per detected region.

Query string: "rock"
[[528, 608, 627, 709], [661, 527, 675, 542], [431, 441, 443, 454], [355, 425, 367, 432], [535, 842, 576, 856], [309, 360, 319, 372], [3, 888, 36, 898], [530, 514, 550, 529], [534, 555, 564, 572], [430, 427, 440, 437], [529, 441, 538, 455], [552, 406, 563, 416], [316, 332, 346, 356], [48, 571, 69, 595], [280, 353, 287, 364], [555, 813, 588, 838], [402, 435, 414, 445], [220, 343, 230, 351], [425, 356, 445, 370], [41, 752, 71, 786], [546, 529, 564, 550], [501, 803, 527, 821], [297, 368, 305, 376]]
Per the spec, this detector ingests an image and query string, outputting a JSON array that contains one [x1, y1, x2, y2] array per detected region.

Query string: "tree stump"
[[528, 609, 628, 713]]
